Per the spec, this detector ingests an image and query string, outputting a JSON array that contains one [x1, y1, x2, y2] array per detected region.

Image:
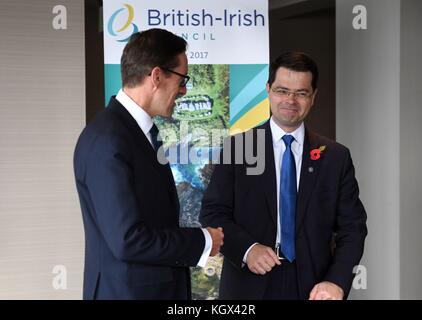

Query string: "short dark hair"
[[267, 51, 319, 91], [121, 28, 187, 88]]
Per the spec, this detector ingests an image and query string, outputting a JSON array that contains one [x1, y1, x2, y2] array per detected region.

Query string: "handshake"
[[206, 227, 224, 256]]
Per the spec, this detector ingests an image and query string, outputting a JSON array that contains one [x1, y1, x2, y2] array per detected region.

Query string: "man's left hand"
[[309, 281, 344, 300]]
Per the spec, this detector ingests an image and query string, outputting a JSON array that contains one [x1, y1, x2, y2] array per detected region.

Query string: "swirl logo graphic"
[[107, 4, 139, 43]]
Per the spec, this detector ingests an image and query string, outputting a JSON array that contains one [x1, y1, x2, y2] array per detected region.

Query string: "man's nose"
[[284, 92, 296, 104], [179, 86, 187, 96]]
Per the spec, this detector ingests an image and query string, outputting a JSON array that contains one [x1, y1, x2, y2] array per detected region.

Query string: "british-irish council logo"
[[107, 4, 139, 43]]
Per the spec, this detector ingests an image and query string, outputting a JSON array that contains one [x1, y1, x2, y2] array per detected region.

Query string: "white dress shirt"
[[116, 89, 212, 267], [243, 117, 304, 263], [270, 117, 304, 249]]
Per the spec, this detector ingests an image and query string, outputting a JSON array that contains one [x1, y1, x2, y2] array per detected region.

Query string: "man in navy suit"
[[74, 28, 224, 300], [200, 52, 367, 300]]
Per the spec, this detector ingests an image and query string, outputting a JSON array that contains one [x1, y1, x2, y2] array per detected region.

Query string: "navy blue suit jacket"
[[74, 97, 205, 299], [200, 121, 367, 299]]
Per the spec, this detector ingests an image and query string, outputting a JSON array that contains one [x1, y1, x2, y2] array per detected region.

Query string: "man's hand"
[[246, 244, 281, 275], [206, 227, 224, 256], [309, 281, 344, 300]]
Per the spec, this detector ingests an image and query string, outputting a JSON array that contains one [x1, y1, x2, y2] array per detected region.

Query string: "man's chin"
[[276, 118, 301, 131], [279, 117, 299, 126], [162, 110, 174, 119]]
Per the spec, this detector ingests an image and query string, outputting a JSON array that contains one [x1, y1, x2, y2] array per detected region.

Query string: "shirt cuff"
[[197, 228, 212, 267], [242, 242, 259, 266]]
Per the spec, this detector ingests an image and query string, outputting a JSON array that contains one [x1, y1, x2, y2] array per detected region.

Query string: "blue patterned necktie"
[[280, 134, 297, 262]]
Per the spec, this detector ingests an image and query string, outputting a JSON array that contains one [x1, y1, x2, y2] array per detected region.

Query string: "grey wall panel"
[[400, 0, 422, 300], [336, 0, 401, 299], [0, 1, 85, 299]]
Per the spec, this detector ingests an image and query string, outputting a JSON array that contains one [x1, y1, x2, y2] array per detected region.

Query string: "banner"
[[103, 0, 269, 299]]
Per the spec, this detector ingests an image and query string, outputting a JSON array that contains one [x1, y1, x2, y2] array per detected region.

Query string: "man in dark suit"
[[200, 52, 367, 300], [74, 28, 224, 300]]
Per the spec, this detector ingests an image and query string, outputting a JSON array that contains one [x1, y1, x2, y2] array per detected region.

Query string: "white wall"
[[0, 1, 85, 299]]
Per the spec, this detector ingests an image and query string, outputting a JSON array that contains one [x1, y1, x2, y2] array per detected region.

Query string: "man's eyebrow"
[[274, 86, 310, 92]]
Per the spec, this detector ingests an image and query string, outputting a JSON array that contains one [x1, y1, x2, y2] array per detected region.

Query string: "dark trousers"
[[263, 260, 299, 299]]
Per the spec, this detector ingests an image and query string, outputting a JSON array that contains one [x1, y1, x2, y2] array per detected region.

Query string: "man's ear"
[[266, 83, 270, 94], [150, 66, 161, 87], [311, 88, 318, 105]]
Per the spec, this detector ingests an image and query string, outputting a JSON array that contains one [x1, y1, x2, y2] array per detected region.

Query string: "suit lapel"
[[164, 162, 180, 216], [108, 97, 180, 216], [296, 129, 323, 232], [261, 122, 278, 228], [108, 97, 158, 162]]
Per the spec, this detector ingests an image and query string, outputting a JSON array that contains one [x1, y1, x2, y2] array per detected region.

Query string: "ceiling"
[[269, 0, 334, 20]]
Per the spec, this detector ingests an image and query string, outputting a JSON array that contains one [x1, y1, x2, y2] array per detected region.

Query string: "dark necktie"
[[149, 123, 179, 214], [149, 123, 162, 151], [280, 134, 297, 262]]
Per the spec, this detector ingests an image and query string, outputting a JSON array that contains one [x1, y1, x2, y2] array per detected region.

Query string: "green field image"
[[154, 64, 229, 300], [191, 254, 223, 300], [155, 64, 229, 148]]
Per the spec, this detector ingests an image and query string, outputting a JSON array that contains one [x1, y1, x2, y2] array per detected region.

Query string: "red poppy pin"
[[310, 146, 326, 161]]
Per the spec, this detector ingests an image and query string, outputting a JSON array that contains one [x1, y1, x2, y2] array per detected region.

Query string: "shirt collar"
[[270, 116, 305, 147], [116, 89, 154, 136]]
